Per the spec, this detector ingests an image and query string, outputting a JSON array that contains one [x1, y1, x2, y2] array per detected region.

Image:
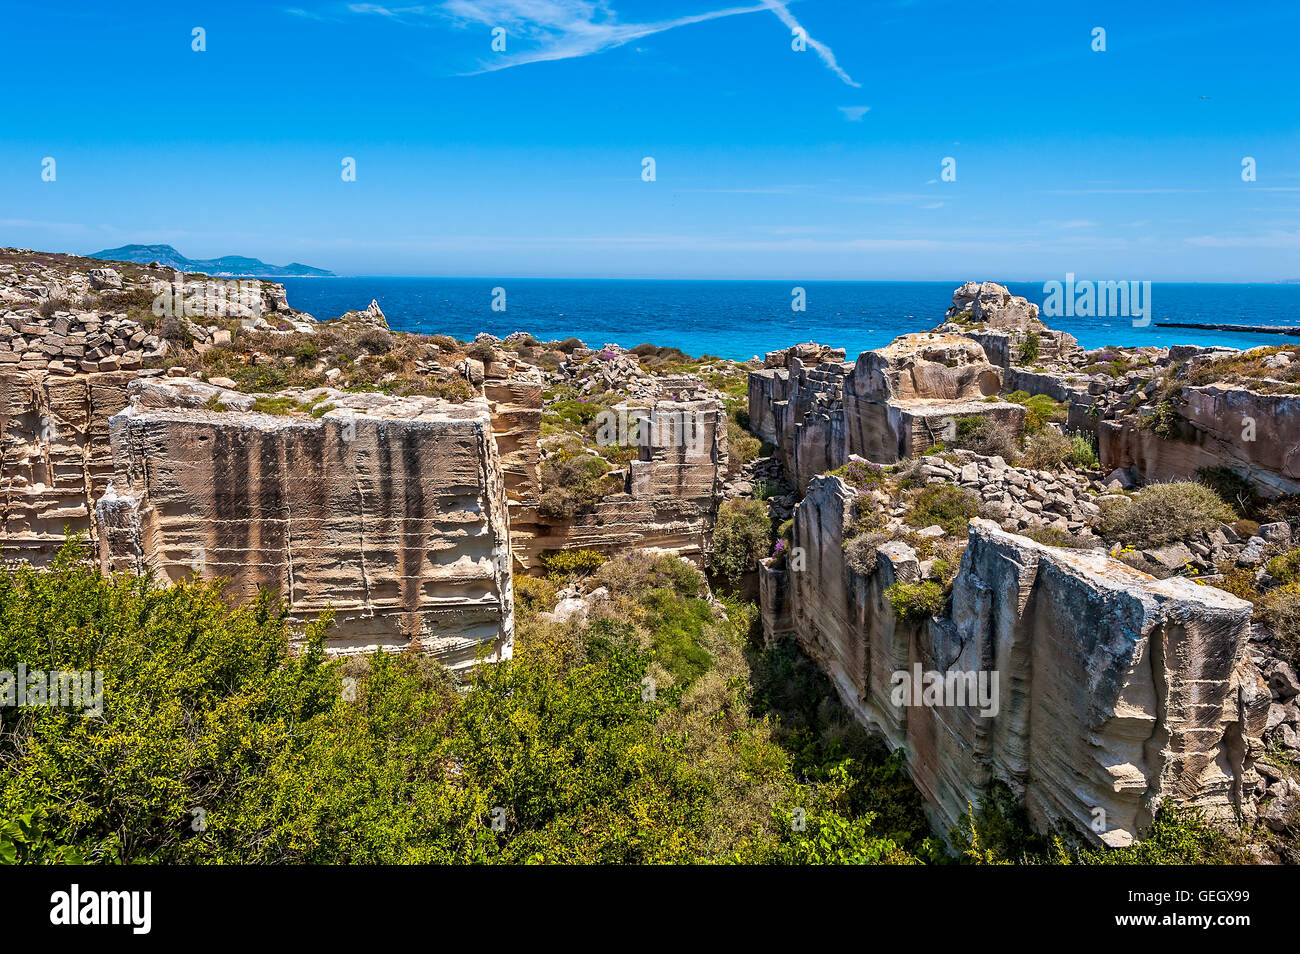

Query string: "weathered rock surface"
[[96, 379, 514, 670], [750, 332, 1024, 487], [939, 282, 1079, 368], [519, 396, 728, 566], [946, 281, 1042, 329], [0, 370, 137, 561], [765, 476, 1269, 846], [1100, 384, 1300, 497]]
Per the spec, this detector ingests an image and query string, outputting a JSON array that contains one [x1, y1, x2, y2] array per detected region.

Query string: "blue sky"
[[3, 0, 1298, 280]]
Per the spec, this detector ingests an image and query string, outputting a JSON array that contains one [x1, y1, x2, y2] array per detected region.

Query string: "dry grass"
[[1098, 481, 1235, 548], [1187, 346, 1300, 393]]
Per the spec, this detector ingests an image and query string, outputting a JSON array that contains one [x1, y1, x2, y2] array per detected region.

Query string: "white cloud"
[[760, 0, 858, 87], [838, 105, 870, 121], [1185, 230, 1300, 248], [346, 1, 858, 85]]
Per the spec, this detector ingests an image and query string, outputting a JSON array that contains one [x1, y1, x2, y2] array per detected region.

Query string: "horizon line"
[[281, 275, 1300, 285]]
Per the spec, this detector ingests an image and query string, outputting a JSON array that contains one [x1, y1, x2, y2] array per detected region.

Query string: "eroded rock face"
[[940, 282, 1079, 368], [749, 331, 1023, 485], [484, 364, 544, 568], [764, 342, 846, 369], [767, 477, 1268, 846], [96, 380, 514, 671], [515, 396, 729, 567], [852, 333, 1003, 403], [946, 281, 1041, 328], [1100, 384, 1300, 497], [0, 370, 135, 562]]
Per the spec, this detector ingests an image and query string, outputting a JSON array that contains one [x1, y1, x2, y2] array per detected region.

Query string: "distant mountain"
[[88, 244, 334, 278]]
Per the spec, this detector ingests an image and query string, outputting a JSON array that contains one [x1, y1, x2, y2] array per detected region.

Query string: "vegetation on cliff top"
[[0, 541, 1250, 865], [1098, 481, 1235, 549]]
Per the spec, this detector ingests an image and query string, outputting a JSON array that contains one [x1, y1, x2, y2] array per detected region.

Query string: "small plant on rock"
[[884, 581, 947, 620]]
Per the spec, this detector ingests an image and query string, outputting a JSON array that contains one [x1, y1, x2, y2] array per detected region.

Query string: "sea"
[[278, 279, 1300, 362]]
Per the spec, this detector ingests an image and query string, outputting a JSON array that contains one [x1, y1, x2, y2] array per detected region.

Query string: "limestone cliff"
[[517, 396, 729, 567], [0, 370, 135, 562], [1100, 384, 1300, 498], [96, 379, 514, 670], [764, 476, 1269, 846], [749, 332, 1024, 488]]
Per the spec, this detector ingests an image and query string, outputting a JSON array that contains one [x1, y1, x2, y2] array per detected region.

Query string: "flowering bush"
[[836, 459, 886, 488]]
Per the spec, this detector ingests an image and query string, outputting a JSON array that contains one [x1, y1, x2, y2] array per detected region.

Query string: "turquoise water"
[[279, 279, 1300, 362]]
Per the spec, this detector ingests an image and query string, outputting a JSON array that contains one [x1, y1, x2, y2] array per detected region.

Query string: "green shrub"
[[1005, 390, 1064, 432], [539, 549, 608, 579], [832, 459, 887, 488], [727, 419, 761, 475], [884, 581, 946, 620], [845, 494, 887, 538], [1070, 803, 1246, 865], [1023, 527, 1077, 548], [594, 550, 706, 600], [1098, 482, 1235, 548], [1260, 582, 1300, 640], [953, 787, 1243, 865], [1144, 399, 1180, 439], [709, 498, 772, 583], [952, 418, 1020, 462], [1211, 563, 1261, 603], [1017, 330, 1040, 364], [1267, 548, 1300, 584], [249, 395, 300, 416], [0, 540, 724, 865], [514, 575, 558, 614], [545, 398, 606, 433], [356, 326, 394, 354], [905, 485, 979, 536], [538, 445, 617, 519], [1067, 431, 1099, 470], [638, 588, 714, 685]]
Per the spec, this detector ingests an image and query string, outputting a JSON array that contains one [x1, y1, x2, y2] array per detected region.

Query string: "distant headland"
[[88, 244, 334, 279]]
